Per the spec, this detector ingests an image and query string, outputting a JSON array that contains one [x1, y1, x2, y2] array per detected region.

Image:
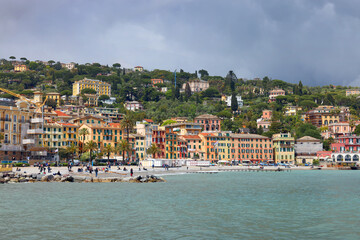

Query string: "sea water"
[[0, 171, 359, 240]]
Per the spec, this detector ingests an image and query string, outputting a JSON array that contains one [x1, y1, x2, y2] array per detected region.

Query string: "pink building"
[[262, 110, 272, 120], [269, 88, 285, 102], [331, 135, 360, 152], [194, 114, 221, 131]]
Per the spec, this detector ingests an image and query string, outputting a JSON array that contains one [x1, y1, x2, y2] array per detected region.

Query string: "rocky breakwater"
[[0, 172, 166, 184]]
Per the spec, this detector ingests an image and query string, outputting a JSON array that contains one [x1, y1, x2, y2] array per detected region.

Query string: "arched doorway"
[[345, 155, 352, 162], [337, 155, 343, 162], [353, 155, 359, 162]]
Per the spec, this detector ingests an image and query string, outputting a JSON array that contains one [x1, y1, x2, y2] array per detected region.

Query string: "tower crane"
[[0, 88, 49, 146], [0, 87, 48, 110]]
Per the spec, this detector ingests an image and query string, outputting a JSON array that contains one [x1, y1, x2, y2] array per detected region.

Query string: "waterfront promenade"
[[11, 165, 318, 180]]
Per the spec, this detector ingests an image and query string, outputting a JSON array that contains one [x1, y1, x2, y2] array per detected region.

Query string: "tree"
[[81, 88, 97, 94], [79, 128, 89, 155], [84, 140, 98, 165], [20, 57, 27, 61], [161, 119, 177, 126], [113, 63, 121, 68], [146, 143, 161, 158], [121, 112, 135, 161], [185, 83, 192, 100], [9, 56, 16, 61], [0, 133, 4, 148], [231, 92, 238, 112], [354, 125, 360, 135], [65, 143, 78, 163], [46, 98, 57, 109], [99, 95, 110, 101], [102, 144, 114, 161], [198, 69, 209, 78], [117, 140, 131, 164], [48, 60, 55, 66], [295, 123, 321, 139]]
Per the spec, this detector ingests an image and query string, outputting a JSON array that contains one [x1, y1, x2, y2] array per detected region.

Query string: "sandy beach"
[[11, 165, 321, 180]]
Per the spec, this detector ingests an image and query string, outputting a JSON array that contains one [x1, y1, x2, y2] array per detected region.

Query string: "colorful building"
[[272, 133, 295, 164], [194, 114, 221, 131], [72, 78, 111, 96]]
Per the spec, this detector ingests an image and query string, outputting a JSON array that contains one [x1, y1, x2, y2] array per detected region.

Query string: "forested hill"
[[1, 58, 359, 140]]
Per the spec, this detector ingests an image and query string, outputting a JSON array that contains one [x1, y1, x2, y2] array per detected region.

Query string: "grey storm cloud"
[[1, 0, 360, 86]]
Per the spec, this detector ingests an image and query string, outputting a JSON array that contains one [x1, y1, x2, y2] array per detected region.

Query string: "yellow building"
[[131, 133, 146, 160], [72, 78, 111, 96], [14, 65, 28, 72], [321, 115, 340, 126], [272, 133, 295, 164], [134, 66, 144, 72], [46, 92, 61, 106], [33, 91, 43, 103]]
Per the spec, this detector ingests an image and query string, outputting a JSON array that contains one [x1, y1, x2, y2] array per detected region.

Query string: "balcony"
[[27, 129, 44, 134], [67, 138, 76, 141], [23, 139, 35, 144], [30, 118, 43, 123]]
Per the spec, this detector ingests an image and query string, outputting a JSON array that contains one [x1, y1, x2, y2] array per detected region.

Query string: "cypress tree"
[[231, 92, 238, 112], [185, 82, 192, 100]]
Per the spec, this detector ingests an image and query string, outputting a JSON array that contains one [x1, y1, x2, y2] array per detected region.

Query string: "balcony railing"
[[30, 118, 43, 123], [22, 139, 35, 144], [27, 129, 44, 134]]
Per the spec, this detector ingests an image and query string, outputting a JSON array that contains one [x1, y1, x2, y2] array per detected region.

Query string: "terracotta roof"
[[231, 133, 270, 139], [109, 123, 121, 128], [144, 119, 154, 123], [180, 135, 201, 140], [296, 136, 321, 142], [58, 122, 77, 127], [54, 111, 70, 117], [195, 114, 220, 119]]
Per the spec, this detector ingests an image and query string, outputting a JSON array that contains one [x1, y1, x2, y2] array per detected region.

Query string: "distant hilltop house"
[[14, 65, 28, 72], [269, 88, 285, 102], [346, 89, 360, 96], [72, 78, 111, 97], [182, 79, 209, 93], [61, 62, 76, 70], [151, 79, 164, 87], [134, 66, 144, 72], [125, 101, 143, 111], [284, 106, 302, 116], [221, 95, 243, 108]]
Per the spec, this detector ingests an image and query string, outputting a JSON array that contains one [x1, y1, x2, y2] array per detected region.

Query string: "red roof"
[[58, 122, 76, 127], [134, 66, 143, 68], [109, 123, 121, 128], [144, 119, 154, 123], [54, 111, 70, 117]]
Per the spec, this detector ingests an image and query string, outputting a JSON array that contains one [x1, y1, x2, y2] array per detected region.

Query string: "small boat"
[[350, 166, 359, 170]]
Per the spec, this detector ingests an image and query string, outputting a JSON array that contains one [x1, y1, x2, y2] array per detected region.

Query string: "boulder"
[[54, 175, 61, 181], [73, 176, 86, 183], [4, 177, 10, 182], [0, 173, 3, 178], [10, 178, 19, 183], [19, 177, 27, 183], [41, 175, 54, 182], [31, 173, 38, 179], [36, 174, 45, 180], [84, 176, 93, 182], [65, 176, 74, 182], [0, 178, 5, 184]]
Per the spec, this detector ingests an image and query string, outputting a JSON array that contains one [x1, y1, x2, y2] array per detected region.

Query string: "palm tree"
[[79, 128, 89, 156], [102, 144, 114, 162], [146, 143, 161, 158], [117, 140, 131, 165], [84, 140, 98, 166], [121, 112, 135, 161], [65, 143, 78, 163]]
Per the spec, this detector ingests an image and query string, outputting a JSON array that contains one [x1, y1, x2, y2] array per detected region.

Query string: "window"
[[13, 115, 17, 122], [13, 135, 16, 144], [5, 124, 8, 130]]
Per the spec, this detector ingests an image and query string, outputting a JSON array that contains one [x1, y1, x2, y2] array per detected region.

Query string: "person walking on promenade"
[[95, 168, 98, 177], [130, 168, 133, 177]]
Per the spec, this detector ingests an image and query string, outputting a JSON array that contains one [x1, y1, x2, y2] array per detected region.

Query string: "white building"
[[124, 101, 143, 111], [225, 95, 243, 108]]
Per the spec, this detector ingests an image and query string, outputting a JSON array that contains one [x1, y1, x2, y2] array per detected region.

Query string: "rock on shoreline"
[[0, 172, 166, 184]]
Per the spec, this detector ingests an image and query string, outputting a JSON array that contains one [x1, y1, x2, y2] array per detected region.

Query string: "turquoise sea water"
[[0, 171, 360, 240]]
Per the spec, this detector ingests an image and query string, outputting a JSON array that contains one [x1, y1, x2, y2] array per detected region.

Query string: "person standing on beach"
[[130, 168, 133, 177], [95, 168, 98, 177]]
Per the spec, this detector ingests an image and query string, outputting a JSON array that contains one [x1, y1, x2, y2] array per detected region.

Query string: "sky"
[[1, 0, 360, 86]]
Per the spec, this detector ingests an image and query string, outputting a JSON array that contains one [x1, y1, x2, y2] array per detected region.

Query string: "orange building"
[[151, 79, 164, 87]]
